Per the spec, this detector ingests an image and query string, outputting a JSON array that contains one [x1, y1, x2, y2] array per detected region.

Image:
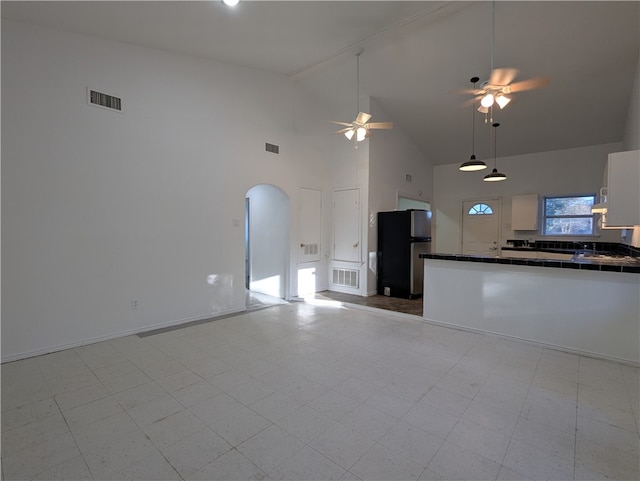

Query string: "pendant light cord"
[[493, 122, 499, 168], [471, 79, 477, 155]]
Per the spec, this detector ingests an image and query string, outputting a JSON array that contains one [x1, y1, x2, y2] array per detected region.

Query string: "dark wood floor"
[[310, 290, 424, 317]]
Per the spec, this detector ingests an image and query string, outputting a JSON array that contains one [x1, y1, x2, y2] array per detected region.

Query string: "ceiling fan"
[[331, 52, 393, 146], [472, 68, 549, 113], [461, 1, 548, 114]]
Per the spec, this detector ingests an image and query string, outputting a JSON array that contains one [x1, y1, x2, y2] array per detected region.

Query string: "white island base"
[[423, 259, 640, 365]]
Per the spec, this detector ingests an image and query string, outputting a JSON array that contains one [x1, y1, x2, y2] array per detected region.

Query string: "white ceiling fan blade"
[[366, 122, 393, 130], [333, 127, 353, 134], [489, 67, 519, 86], [508, 76, 550, 93], [355, 112, 372, 124], [452, 87, 482, 95], [330, 120, 353, 127]]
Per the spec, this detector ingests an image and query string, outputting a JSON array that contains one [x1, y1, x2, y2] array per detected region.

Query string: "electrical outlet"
[[131, 300, 138, 309]]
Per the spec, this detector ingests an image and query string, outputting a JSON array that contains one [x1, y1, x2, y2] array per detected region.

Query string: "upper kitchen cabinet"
[[605, 150, 640, 226], [511, 194, 539, 231]]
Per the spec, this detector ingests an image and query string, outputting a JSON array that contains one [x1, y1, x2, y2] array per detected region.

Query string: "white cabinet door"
[[332, 188, 360, 262], [606, 150, 640, 226], [511, 194, 538, 231]]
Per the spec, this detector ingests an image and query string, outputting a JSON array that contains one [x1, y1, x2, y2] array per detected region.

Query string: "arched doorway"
[[245, 184, 290, 301]]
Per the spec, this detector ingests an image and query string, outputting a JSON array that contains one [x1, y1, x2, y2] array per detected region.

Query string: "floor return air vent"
[[332, 268, 359, 288]]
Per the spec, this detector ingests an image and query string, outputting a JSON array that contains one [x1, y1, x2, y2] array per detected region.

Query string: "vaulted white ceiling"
[[3, 1, 638, 165]]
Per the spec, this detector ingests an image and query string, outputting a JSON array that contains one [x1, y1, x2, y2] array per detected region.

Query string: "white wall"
[[367, 98, 433, 295], [432, 143, 624, 254], [1, 20, 338, 361]]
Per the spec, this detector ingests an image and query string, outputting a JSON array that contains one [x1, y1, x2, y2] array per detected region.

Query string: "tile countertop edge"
[[419, 253, 640, 274]]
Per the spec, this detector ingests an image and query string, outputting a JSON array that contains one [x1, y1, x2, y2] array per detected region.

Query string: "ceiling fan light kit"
[[480, 93, 494, 108], [495, 94, 511, 109]]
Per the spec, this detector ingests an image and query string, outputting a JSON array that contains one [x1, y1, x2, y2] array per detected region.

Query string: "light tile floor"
[[2, 301, 639, 480]]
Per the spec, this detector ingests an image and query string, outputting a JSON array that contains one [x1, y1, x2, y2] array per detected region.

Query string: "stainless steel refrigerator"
[[377, 209, 432, 299]]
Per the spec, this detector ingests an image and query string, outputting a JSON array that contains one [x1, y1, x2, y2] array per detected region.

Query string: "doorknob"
[[300, 243, 305, 248], [353, 242, 359, 248]]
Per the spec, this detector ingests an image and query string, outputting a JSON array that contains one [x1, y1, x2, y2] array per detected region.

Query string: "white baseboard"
[[1, 307, 245, 364]]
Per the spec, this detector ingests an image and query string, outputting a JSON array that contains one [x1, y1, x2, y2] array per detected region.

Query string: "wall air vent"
[[87, 88, 122, 112], [265, 143, 280, 154], [332, 268, 359, 288], [303, 243, 319, 256]]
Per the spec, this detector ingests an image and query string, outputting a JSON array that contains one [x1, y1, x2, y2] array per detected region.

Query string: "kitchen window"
[[543, 194, 596, 235]]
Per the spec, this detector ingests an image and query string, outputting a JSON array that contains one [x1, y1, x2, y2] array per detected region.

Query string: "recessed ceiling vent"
[[88, 88, 122, 112], [265, 143, 280, 154]]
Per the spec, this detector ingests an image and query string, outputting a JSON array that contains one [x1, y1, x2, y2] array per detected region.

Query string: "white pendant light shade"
[[495, 94, 511, 109], [356, 127, 367, 142], [344, 129, 355, 140], [480, 93, 494, 108], [477, 105, 490, 114]]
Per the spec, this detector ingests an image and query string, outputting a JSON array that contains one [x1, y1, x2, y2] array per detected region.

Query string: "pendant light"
[[483, 122, 507, 182], [459, 77, 487, 172]]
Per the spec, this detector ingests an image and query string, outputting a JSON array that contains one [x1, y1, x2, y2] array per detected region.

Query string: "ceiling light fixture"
[[222, 0, 239, 7], [460, 77, 487, 172], [484, 122, 507, 182]]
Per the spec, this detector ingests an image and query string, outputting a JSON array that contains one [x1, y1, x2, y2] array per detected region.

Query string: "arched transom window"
[[468, 203, 494, 215]]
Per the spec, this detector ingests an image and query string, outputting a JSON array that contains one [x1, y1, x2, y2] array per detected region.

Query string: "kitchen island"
[[420, 251, 640, 365]]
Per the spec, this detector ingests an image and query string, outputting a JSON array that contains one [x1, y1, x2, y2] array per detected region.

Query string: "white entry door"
[[462, 199, 501, 256]]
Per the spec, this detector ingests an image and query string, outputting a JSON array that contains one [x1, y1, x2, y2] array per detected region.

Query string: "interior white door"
[[462, 199, 501, 256], [333, 188, 360, 262]]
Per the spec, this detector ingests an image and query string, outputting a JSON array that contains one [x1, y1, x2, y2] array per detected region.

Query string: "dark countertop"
[[501, 246, 577, 254], [420, 251, 640, 274]]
